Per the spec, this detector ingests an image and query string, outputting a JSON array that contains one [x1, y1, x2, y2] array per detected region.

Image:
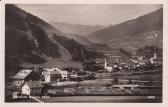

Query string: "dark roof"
[[12, 69, 33, 79], [25, 81, 43, 88], [43, 71, 61, 75]]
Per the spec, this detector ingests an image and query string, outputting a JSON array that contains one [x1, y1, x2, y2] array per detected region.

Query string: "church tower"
[[104, 58, 107, 69], [154, 52, 157, 59]]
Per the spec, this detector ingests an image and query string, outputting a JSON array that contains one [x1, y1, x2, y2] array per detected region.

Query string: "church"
[[104, 58, 113, 72]]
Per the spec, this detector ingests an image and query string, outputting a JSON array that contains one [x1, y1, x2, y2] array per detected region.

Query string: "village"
[[8, 51, 162, 102], [3, 3, 163, 103]]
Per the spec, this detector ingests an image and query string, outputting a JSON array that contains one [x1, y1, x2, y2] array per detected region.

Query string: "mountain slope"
[[53, 35, 103, 61], [64, 33, 92, 46], [5, 5, 103, 75], [6, 4, 72, 62], [50, 21, 105, 36], [87, 8, 163, 51]]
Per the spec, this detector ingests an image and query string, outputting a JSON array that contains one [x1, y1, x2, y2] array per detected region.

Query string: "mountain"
[[50, 21, 105, 36], [64, 33, 92, 46], [53, 35, 103, 61], [5, 4, 71, 61], [87, 8, 163, 52], [5, 4, 103, 76]]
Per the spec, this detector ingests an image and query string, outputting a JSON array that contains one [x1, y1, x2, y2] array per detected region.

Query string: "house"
[[56, 68, 69, 80], [12, 69, 40, 87], [21, 81, 43, 96], [12, 92, 29, 99], [42, 68, 69, 83], [12, 92, 22, 99], [42, 68, 62, 83]]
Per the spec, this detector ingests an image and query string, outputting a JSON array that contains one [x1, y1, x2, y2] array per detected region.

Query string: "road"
[[30, 96, 44, 103]]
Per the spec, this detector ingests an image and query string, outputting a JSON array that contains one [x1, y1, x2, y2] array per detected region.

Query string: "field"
[[39, 96, 162, 103], [96, 72, 162, 81]]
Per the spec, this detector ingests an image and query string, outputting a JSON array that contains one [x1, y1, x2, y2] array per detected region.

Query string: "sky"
[[16, 4, 162, 26]]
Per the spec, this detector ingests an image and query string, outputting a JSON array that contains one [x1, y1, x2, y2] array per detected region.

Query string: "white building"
[[22, 81, 43, 96], [150, 52, 157, 64], [42, 68, 61, 83], [55, 68, 69, 80], [42, 68, 69, 83], [104, 58, 113, 72]]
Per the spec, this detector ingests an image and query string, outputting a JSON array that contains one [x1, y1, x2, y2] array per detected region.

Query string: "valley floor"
[[38, 96, 161, 103]]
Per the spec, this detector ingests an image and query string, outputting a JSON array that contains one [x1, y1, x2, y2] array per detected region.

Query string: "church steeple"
[[104, 58, 107, 68], [154, 52, 157, 59]]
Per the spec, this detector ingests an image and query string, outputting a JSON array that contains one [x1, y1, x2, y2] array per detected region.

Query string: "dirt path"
[[29, 96, 44, 103]]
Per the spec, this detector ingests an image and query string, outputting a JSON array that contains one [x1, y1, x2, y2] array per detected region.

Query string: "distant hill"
[[64, 33, 92, 46], [50, 21, 105, 36], [5, 4, 103, 76], [87, 8, 163, 52], [63, 33, 113, 53], [53, 35, 103, 61]]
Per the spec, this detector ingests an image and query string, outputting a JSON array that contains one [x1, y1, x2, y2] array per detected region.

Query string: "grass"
[[79, 79, 113, 86], [39, 96, 162, 103], [96, 72, 162, 81], [117, 75, 162, 81]]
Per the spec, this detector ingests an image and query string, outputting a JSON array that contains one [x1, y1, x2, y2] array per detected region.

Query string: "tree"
[[128, 79, 132, 84], [119, 48, 132, 57], [113, 76, 119, 84]]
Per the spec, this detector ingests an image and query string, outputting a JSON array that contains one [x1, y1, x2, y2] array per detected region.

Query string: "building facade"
[[42, 68, 62, 83], [22, 81, 43, 96], [12, 69, 40, 87]]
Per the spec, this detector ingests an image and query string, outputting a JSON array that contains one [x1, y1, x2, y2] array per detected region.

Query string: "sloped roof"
[[25, 81, 43, 88], [43, 68, 58, 71], [43, 67, 68, 75], [47, 71, 61, 75], [13, 69, 33, 79], [43, 70, 60, 75], [58, 70, 68, 75]]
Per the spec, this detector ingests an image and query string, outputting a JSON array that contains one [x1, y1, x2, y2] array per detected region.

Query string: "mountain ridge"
[[5, 4, 103, 75], [87, 8, 163, 51], [50, 21, 105, 36]]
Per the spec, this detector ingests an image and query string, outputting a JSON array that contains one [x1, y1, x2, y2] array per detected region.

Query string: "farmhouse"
[[55, 68, 69, 80], [42, 67, 69, 82], [12, 69, 40, 87], [21, 81, 43, 96], [43, 68, 62, 83]]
